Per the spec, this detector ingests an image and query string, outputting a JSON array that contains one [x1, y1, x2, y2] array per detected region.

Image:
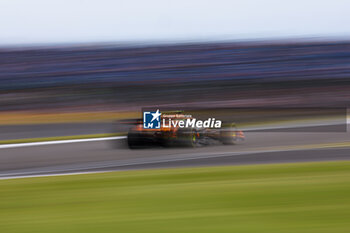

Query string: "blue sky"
[[0, 0, 349, 45]]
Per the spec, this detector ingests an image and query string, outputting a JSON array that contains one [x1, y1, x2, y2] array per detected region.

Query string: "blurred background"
[[1, 1, 350, 232], [1, 0, 350, 121], [1, 40, 350, 112]]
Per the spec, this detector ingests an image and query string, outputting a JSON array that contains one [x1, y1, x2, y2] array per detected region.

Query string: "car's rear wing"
[[116, 118, 143, 125]]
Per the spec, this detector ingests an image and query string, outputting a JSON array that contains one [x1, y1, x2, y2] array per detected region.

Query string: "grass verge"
[[0, 161, 350, 233], [0, 111, 139, 125]]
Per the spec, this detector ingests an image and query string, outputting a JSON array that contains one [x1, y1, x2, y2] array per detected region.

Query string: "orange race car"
[[126, 111, 245, 149]]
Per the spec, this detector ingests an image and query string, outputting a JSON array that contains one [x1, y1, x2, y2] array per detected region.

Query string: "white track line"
[[243, 122, 346, 131], [0, 171, 111, 180], [0, 136, 126, 149]]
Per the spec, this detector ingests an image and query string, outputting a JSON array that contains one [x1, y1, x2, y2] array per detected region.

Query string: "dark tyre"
[[177, 128, 200, 147], [127, 130, 147, 149], [220, 123, 239, 145], [160, 137, 172, 148]]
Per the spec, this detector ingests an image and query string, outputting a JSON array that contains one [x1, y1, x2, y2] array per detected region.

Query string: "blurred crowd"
[[1, 40, 350, 111]]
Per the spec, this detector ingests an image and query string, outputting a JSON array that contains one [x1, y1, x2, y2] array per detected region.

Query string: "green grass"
[[1, 161, 350, 233]]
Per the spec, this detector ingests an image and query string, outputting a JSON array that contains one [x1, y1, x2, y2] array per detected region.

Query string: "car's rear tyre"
[[127, 130, 147, 149]]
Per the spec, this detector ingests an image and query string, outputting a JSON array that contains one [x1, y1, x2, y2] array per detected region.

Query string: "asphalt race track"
[[0, 129, 350, 179]]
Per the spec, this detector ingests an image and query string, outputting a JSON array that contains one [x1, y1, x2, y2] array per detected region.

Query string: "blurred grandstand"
[[1, 40, 350, 112]]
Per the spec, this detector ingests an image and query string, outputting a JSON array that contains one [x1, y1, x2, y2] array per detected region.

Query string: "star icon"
[[151, 109, 161, 122]]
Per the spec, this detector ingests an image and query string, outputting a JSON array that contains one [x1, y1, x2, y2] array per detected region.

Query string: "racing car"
[[126, 111, 245, 149]]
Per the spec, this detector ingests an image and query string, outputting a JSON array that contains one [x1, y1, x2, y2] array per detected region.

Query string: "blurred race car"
[[125, 111, 245, 149]]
